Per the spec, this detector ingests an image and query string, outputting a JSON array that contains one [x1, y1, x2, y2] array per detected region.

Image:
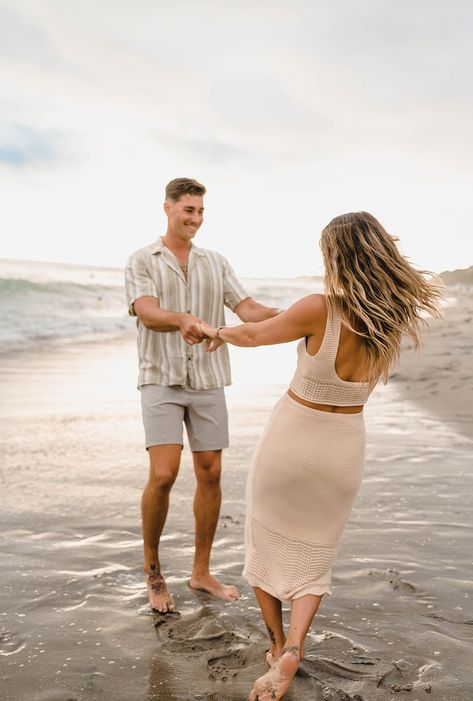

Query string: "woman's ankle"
[[282, 642, 302, 660], [270, 640, 286, 658]]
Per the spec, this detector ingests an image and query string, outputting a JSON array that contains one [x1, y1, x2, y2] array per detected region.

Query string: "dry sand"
[[391, 289, 472, 437], [0, 290, 472, 700]]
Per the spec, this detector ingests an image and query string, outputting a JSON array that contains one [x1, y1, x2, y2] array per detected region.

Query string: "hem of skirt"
[[243, 568, 332, 603]]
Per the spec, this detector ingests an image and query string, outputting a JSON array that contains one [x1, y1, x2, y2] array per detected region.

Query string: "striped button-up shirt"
[[125, 237, 248, 389]]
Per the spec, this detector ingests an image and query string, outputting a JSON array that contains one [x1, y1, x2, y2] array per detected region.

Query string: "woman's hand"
[[199, 321, 224, 352]]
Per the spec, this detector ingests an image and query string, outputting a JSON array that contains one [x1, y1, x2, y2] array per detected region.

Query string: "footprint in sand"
[[154, 608, 264, 656], [377, 658, 437, 695], [368, 568, 418, 595], [208, 650, 249, 681], [0, 629, 26, 656], [388, 571, 417, 594], [155, 615, 229, 653]]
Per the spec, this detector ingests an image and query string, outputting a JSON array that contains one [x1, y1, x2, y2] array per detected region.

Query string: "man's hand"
[[179, 314, 205, 345]]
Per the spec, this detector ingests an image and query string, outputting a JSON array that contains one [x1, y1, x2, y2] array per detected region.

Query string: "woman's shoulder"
[[295, 293, 327, 316], [286, 294, 327, 332]]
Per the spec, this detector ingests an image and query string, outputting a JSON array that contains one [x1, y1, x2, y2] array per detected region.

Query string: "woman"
[[200, 212, 443, 701]]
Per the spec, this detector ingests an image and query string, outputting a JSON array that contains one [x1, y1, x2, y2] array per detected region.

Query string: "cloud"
[[3, 0, 472, 169], [0, 124, 61, 167], [154, 130, 250, 165], [0, 6, 58, 65]]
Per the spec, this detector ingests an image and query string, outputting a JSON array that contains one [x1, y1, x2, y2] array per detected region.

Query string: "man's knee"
[[150, 469, 178, 493], [148, 447, 181, 493], [148, 445, 182, 492], [194, 452, 222, 486]]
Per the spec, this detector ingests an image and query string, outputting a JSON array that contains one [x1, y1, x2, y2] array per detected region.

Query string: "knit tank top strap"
[[315, 303, 342, 365]]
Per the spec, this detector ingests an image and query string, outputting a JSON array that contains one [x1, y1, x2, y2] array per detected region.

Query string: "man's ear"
[[163, 200, 170, 215]]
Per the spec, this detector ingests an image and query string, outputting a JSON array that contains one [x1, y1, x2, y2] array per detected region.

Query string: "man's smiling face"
[[164, 194, 204, 242]]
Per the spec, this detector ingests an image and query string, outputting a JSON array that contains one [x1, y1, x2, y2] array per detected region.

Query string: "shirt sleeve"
[[222, 256, 249, 311], [124, 251, 159, 316]]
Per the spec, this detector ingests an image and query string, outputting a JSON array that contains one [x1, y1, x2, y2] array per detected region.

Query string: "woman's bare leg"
[[285, 593, 323, 659], [249, 593, 322, 701], [253, 587, 286, 663]]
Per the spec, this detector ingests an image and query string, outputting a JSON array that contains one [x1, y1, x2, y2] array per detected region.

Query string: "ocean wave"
[[0, 275, 123, 298], [1, 259, 320, 354], [0, 271, 130, 353]]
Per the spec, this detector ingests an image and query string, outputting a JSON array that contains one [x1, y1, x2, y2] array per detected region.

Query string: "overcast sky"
[[1, 0, 472, 277]]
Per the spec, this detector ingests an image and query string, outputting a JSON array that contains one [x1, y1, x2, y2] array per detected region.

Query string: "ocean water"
[[0, 257, 322, 355]]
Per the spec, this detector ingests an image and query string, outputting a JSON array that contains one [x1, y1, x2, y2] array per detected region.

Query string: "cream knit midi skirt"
[[243, 393, 365, 602]]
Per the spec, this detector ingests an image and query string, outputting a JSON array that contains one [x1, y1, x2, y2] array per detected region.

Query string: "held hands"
[[179, 314, 206, 345], [178, 314, 224, 351], [199, 321, 224, 352]]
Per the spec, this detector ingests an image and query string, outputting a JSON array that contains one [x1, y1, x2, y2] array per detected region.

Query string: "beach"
[[1, 287, 472, 701]]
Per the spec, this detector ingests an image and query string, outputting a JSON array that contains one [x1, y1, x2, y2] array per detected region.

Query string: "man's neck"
[[162, 232, 192, 257]]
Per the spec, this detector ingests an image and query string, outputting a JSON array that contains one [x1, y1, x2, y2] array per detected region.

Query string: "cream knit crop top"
[[289, 304, 372, 406]]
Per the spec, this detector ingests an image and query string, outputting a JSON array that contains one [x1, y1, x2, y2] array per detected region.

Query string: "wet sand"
[[1, 294, 472, 700]]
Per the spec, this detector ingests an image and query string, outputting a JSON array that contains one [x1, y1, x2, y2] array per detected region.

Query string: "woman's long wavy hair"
[[320, 211, 444, 385]]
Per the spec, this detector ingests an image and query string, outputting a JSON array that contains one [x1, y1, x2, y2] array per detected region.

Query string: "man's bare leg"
[[188, 450, 240, 601], [248, 593, 322, 700], [142, 444, 181, 613]]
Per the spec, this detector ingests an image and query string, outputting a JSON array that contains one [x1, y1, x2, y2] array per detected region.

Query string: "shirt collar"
[[150, 236, 205, 256]]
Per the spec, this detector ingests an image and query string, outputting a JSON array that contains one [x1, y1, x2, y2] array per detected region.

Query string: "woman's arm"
[[202, 294, 326, 349]]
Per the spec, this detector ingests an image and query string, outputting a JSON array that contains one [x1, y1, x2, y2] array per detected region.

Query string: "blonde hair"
[[320, 211, 444, 384]]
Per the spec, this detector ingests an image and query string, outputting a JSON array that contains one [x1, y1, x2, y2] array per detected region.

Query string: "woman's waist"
[[286, 388, 363, 414]]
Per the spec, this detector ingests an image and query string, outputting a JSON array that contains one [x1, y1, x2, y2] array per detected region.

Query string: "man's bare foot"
[[249, 645, 300, 700], [188, 573, 240, 601], [145, 566, 176, 613]]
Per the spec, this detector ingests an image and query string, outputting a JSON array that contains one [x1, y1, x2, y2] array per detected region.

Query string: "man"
[[125, 178, 280, 613]]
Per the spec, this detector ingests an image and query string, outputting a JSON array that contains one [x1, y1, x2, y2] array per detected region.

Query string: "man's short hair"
[[165, 178, 206, 202]]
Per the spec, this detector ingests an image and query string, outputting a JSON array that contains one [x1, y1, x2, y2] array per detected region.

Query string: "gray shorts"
[[140, 384, 229, 451]]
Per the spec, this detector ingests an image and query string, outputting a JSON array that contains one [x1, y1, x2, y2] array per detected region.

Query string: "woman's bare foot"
[[265, 645, 283, 667], [188, 573, 240, 601], [145, 567, 175, 613], [249, 645, 300, 700]]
